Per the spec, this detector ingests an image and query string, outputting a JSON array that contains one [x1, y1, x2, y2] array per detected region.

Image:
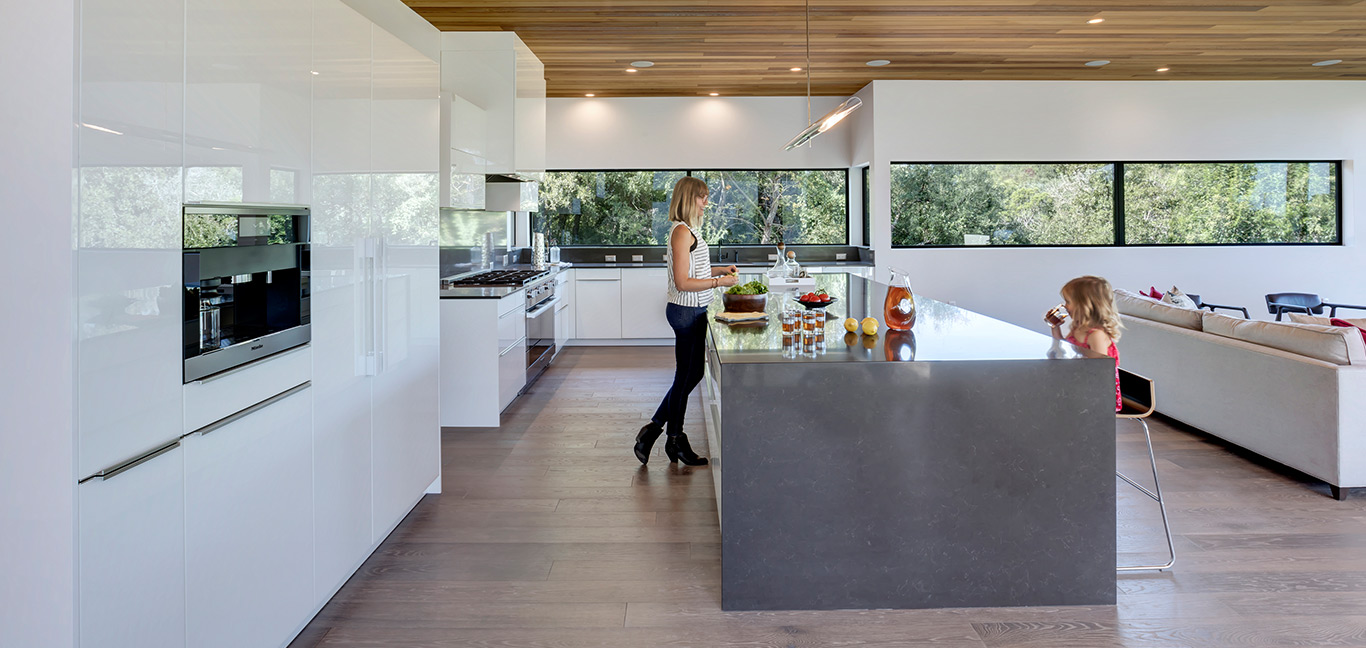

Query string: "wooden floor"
[[292, 347, 1366, 647]]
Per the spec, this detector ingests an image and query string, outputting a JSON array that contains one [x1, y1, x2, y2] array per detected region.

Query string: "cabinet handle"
[[78, 439, 180, 484], [188, 381, 311, 438]]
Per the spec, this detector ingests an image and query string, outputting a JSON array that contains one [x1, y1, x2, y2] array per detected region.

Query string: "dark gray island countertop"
[[700, 272, 1118, 612], [706, 273, 1100, 364]]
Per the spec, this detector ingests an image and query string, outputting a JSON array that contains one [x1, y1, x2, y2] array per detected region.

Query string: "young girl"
[[1045, 276, 1123, 411]]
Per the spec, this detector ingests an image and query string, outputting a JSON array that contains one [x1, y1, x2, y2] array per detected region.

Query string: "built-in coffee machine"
[[182, 203, 311, 382]]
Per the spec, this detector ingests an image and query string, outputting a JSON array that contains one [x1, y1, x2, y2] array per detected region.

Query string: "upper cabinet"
[[185, 0, 312, 204], [439, 32, 545, 208]]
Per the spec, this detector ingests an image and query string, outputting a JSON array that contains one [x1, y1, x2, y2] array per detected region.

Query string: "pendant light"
[[783, 0, 862, 151]]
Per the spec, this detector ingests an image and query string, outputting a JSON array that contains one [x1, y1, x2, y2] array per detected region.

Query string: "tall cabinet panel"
[[185, 388, 314, 648], [76, 0, 185, 482], [78, 447, 185, 648], [310, 0, 376, 600], [371, 27, 442, 538], [185, 0, 311, 203]]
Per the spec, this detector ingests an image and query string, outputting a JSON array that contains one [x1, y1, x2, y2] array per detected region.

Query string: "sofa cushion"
[[1202, 311, 1366, 366], [1115, 288, 1203, 330], [1330, 318, 1366, 344], [1287, 313, 1366, 328], [1161, 286, 1198, 309]]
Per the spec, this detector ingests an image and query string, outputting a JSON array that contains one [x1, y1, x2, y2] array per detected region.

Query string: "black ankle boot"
[[664, 432, 708, 466], [634, 422, 664, 464]]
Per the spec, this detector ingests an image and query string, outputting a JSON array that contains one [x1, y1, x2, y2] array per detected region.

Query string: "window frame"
[[534, 167, 852, 247], [888, 159, 1343, 249]]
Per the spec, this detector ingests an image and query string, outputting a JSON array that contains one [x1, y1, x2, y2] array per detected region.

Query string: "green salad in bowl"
[[725, 280, 769, 296]]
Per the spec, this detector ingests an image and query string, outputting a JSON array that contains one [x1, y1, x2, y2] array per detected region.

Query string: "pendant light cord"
[[805, 0, 811, 124]]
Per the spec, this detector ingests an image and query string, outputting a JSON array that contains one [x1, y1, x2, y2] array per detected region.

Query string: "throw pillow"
[[1146, 286, 1163, 300], [1330, 318, 1366, 344], [1161, 286, 1198, 310]]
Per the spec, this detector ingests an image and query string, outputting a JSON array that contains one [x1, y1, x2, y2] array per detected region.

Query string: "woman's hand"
[[716, 274, 740, 288], [722, 264, 738, 276]]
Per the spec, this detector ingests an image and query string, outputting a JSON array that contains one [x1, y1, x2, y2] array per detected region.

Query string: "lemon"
[[861, 317, 879, 336], [843, 317, 858, 333]]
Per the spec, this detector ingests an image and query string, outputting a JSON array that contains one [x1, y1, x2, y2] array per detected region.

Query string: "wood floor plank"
[[290, 347, 1366, 648]]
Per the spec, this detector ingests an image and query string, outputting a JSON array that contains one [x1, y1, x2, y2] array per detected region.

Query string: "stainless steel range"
[[443, 269, 559, 385]]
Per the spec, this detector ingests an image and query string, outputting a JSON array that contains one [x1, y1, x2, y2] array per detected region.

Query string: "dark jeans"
[[651, 302, 708, 437]]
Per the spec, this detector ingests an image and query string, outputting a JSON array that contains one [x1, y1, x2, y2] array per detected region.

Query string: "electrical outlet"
[[632, 254, 643, 262], [836, 253, 847, 260], [605, 254, 616, 262]]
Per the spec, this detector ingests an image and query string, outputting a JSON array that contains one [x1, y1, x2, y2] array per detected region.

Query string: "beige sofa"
[[1114, 289, 1366, 499]]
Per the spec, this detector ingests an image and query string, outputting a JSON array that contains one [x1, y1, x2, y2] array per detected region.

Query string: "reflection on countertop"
[[707, 272, 1102, 364]]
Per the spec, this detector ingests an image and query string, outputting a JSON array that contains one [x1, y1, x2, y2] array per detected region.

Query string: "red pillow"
[[1329, 318, 1366, 344], [1142, 287, 1162, 300]]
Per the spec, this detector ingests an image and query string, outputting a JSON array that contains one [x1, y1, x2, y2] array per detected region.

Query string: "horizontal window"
[[890, 161, 1340, 247], [534, 169, 849, 246]]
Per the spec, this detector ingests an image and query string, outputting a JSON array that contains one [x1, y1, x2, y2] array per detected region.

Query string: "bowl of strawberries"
[[794, 290, 836, 310]]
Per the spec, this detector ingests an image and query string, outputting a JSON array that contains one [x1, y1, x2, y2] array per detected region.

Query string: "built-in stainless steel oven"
[[524, 275, 558, 384], [183, 203, 310, 383]]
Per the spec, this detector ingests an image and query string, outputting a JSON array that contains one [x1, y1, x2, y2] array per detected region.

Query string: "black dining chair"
[[1265, 293, 1366, 321], [1186, 294, 1249, 319], [1116, 368, 1175, 573]]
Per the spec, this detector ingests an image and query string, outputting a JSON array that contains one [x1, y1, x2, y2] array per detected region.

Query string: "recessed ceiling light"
[[1084, 60, 1111, 67], [709, 92, 720, 96], [1312, 59, 1343, 67], [310, 70, 320, 75], [1087, 18, 1105, 24], [1156, 67, 1170, 72], [625, 68, 637, 73], [630, 60, 654, 68], [790, 67, 803, 72], [585, 93, 595, 97], [866, 59, 891, 67]]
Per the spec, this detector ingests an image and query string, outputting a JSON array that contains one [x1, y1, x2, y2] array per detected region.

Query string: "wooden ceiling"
[[404, 1, 1366, 97]]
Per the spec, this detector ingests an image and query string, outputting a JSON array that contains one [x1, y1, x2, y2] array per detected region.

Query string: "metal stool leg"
[[1117, 418, 1176, 572]]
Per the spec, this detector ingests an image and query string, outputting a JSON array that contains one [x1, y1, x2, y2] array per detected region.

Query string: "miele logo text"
[[251, 344, 264, 350]]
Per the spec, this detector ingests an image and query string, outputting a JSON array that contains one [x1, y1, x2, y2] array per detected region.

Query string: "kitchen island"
[[700, 273, 1117, 611]]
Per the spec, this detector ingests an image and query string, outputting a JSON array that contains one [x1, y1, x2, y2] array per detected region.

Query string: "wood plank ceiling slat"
[[402, 1, 1366, 96]]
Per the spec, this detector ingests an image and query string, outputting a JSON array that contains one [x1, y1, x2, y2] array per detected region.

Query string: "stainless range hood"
[[485, 174, 539, 211]]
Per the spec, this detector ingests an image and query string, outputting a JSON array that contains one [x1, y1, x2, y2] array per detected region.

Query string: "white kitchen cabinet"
[[370, 24, 441, 538], [439, 32, 544, 177], [309, 0, 375, 600], [185, 0, 311, 203], [76, 0, 185, 481], [440, 291, 526, 427], [78, 445, 185, 648], [185, 386, 313, 648], [575, 269, 623, 339], [555, 269, 575, 346], [620, 267, 674, 339]]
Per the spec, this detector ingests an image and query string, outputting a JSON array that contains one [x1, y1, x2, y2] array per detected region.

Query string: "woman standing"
[[634, 176, 737, 466]]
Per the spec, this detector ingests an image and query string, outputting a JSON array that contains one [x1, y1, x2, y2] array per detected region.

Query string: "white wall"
[[0, 1, 76, 646], [865, 81, 1366, 330], [547, 96, 851, 169]]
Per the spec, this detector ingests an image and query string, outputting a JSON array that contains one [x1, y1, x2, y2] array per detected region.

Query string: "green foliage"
[[533, 170, 847, 245], [891, 162, 1339, 247], [890, 164, 1113, 246], [1124, 162, 1337, 244]]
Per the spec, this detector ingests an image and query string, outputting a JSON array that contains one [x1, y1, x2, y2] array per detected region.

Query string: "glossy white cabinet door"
[[620, 268, 674, 339], [185, 387, 314, 648], [310, 0, 375, 600], [76, 0, 185, 479], [370, 25, 441, 539], [498, 338, 527, 412], [439, 298, 501, 427], [556, 269, 575, 343], [575, 273, 622, 339], [185, 0, 311, 203], [78, 445, 184, 648]]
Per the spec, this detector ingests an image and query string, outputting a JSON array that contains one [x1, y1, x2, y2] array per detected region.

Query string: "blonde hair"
[[668, 176, 708, 229], [1062, 275, 1122, 342]]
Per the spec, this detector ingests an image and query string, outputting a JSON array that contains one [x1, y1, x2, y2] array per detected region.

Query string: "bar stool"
[[1116, 368, 1176, 572]]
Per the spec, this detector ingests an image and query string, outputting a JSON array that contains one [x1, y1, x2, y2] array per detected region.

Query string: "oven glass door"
[[525, 295, 558, 378]]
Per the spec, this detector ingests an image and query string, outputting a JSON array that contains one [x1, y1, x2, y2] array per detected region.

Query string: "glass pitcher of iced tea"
[[883, 267, 916, 330]]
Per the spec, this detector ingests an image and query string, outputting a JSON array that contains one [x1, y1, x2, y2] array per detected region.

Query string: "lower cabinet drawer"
[[498, 339, 526, 411]]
